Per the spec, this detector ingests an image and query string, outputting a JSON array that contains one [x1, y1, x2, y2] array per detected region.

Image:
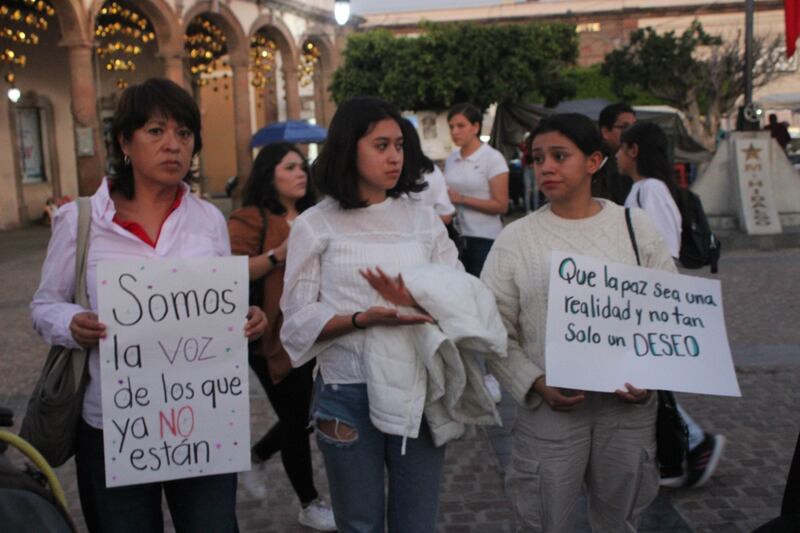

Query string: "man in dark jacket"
[[765, 113, 791, 151], [593, 103, 636, 205]]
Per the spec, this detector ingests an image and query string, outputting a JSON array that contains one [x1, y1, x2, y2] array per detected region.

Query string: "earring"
[[123, 154, 130, 166]]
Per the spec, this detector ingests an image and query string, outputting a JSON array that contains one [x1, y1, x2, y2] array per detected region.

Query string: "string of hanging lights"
[[298, 39, 320, 87], [95, 1, 155, 89], [1, 0, 56, 100], [249, 32, 276, 89], [185, 15, 227, 87]]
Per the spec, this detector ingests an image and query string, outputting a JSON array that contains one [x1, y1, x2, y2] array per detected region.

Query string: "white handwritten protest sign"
[[97, 257, 250, 487], [545, 251, 740, 397]]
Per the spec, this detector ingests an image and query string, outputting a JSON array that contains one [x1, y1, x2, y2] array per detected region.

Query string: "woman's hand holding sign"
[[614, 383, 651, 404], [244, 306, 268, 341], [533, 376, 586, 411], [70, 311, 107, 348]]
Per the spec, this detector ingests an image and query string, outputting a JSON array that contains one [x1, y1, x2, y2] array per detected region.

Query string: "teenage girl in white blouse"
[[280, 97, 461, 532]]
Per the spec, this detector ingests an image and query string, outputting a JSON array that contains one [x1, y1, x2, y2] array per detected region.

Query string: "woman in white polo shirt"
[[444, 102, 509, 277]]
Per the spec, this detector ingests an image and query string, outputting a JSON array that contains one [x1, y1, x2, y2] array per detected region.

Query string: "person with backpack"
[[227, 142, 336, 531], [617, 121, 726, 489], [481, 113, 676, 531]]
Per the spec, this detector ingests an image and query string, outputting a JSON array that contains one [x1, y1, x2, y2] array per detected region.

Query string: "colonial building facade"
[[0, 0, 342, 229]]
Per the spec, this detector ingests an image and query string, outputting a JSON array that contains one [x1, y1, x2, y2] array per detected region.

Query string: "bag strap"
[[625, 207, 641, 266], [71, 197, 92, 388], [74, 198, 92, 308], [636, 188, 642, 209], [257, 207, 268, 254]]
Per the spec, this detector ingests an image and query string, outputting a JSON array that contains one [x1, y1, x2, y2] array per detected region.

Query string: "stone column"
[[0, 96, 25, 228], [65, 42, 104, 196], [231, 61, 253, 192], [283, 67, 301, 120], [315, 66, 336, 127], [161, 53, 187, 89], [265, 74, 279, 124]]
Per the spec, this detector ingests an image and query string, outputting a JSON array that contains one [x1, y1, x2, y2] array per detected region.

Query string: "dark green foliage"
[[601, 20, 785, 145], [569, 65, 662, 105], [330, 22, 579, 111], [601, 21, 720, 109]]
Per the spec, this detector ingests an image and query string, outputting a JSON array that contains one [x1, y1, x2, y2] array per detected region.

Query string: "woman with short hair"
[[30, 77, 266, 532]]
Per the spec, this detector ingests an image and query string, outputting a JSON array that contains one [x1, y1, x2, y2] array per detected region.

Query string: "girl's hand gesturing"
[[360, 267, 417, 308]]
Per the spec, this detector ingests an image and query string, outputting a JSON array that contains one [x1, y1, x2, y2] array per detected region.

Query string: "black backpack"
[[673, 188, 721, 273]]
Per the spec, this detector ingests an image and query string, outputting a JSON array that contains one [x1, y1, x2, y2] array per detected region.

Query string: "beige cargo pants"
[[506, 392, 658, 533]]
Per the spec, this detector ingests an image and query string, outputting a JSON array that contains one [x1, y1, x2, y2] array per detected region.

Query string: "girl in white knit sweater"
[[481, 114, 676, 532]]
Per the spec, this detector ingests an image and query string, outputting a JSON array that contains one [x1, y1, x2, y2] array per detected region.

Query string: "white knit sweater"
[[480, 200, 677, 410]]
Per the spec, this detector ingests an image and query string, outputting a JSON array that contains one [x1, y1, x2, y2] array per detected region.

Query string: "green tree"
[[568, 65, 662, 105], [330, 22, 579, 111], [602, 21, 786, 147]]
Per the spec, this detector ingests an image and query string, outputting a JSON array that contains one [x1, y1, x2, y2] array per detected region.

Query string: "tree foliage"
[[568, 65, 662, 105], [602, 21, 787, 147], [330, 22, 579, 111]]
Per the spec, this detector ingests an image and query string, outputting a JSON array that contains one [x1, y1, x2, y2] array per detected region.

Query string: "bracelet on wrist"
[[352, 311, 367, 330]]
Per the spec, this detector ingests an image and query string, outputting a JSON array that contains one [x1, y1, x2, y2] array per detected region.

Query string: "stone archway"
[[88, 0, 185, 87], [250, 15, 302, 122], [182, 1, 251, 194]]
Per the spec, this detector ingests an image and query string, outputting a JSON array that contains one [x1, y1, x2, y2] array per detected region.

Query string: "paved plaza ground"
[[1, 224, 798, 532]]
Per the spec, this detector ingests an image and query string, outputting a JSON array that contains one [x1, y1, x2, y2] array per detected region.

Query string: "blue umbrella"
[[250, 120, 327, 148]]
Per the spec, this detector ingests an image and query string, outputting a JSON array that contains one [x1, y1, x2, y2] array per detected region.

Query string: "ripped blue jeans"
[[312, 375, 445, 533]]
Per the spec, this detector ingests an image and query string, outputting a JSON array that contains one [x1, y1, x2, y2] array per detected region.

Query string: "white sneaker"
[[240, 462, 267, 500], [484, 373, 502, 403], [298, 498, 337, 531]]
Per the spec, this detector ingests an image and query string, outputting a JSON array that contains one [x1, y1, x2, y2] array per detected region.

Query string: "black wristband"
[[352, 312, 367, 330]]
